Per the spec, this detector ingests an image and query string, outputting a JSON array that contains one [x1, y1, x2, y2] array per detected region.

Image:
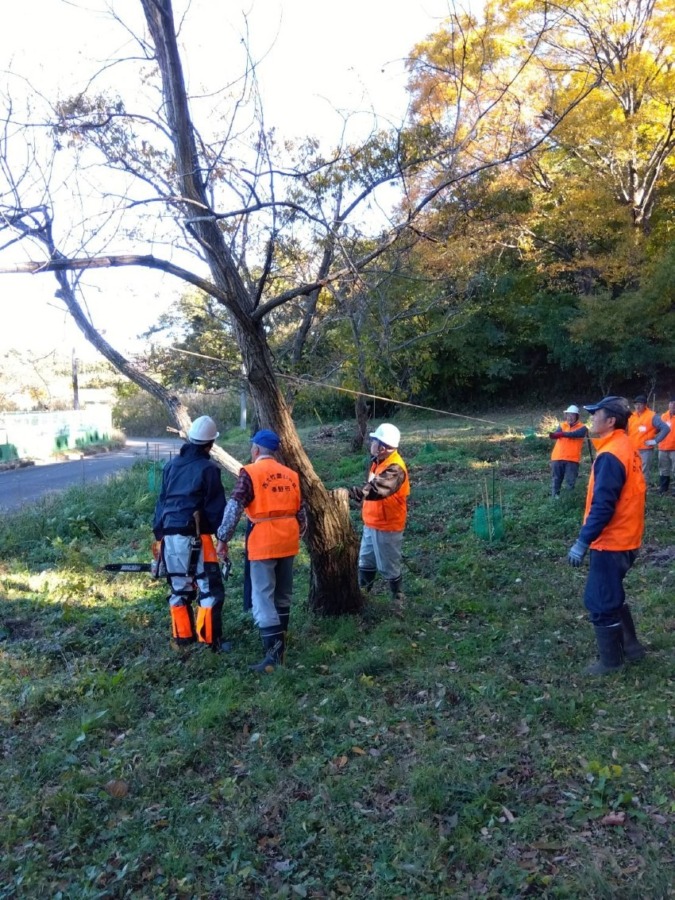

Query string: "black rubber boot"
[[249, 626, 285, 674], [389, 576, 404, 600], [358, 568, 377, 591], [619, 604, 646, 662], [277, 608, 290, 635], [659, 476, 670, 495], [585, 624, 624, 675]]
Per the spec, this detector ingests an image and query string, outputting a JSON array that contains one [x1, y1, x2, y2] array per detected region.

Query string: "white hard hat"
[[565, 405, 580, 415], [369, 423, 401, 449], [188, 415, 219, 444]]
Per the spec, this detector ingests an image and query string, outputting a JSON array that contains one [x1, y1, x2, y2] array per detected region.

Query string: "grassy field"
[[0, 414, 673, 899]]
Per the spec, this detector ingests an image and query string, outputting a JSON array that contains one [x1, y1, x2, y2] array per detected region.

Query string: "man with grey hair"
[[217, 429, 306, 673]]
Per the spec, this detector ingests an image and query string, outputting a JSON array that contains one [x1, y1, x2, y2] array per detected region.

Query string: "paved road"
[[0, 438, 184, 512]]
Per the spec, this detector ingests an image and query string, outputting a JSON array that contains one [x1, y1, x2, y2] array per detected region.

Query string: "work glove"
[[216, 539, 229, 560], [347, 486, 364, 502], [568, 539, 589, 567], [548, 431, 563, 440], [645, 439, 656, 447]]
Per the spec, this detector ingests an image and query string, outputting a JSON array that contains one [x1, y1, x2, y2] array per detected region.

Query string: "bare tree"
[[0, 0, 592, 613]]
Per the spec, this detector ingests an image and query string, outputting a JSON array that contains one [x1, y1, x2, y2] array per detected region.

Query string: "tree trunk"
[[306, 488, 362, 615], [52, 266, 243, 476], [352, 393, 371, 452], [238, 319, 362, 614], [141, 0, 363, 615]]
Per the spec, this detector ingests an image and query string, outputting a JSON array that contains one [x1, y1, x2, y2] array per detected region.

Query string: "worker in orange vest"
[[348, 423, 410, 602], [568, 396, 646, 674], [548, 404, 588, 499], [657, 397, 675, 495], [216, 430, 306, 673], [152, 416, 231, 652], [627, 394, 669, 477]]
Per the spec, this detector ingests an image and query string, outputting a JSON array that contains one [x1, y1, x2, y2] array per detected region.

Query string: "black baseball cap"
[[583, 396, 631, 417]]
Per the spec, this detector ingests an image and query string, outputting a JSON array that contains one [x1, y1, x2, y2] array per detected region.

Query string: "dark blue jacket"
[[153, 443, 225, 539]]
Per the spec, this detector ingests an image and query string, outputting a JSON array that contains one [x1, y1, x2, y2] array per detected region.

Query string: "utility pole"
[[72, 349, 79, 410], [239, 365, 247, 429]]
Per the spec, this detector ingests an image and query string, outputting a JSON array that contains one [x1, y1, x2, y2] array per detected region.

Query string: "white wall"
[[0, 406, 113, 460]]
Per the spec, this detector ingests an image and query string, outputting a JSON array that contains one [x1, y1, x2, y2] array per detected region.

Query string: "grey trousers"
[[658, 450, 675, 478], [250, 556, 294, 628], [358, 526, 403, 580], [551, 460, 579, 495], [638, 449, 654, 476]]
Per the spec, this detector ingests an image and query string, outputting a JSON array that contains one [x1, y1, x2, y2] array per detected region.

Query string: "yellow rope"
[[168, 346, 535, 430]]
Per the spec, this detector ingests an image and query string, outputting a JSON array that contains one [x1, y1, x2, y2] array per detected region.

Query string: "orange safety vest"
[[584, 430, 645, 551], [659, 410, 675, 451], [628, 407, 657, 451], [550, 420, 585, 463], [362, 450, 410, 533], [244, 458, 301, 561]]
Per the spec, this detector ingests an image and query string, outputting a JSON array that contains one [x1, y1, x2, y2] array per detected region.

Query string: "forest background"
[[1, 0, 674, 426]]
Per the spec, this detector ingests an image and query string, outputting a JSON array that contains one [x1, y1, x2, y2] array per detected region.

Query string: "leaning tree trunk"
[[52, 266, 243, 475], [236, 317, 362, 615], [142, 0, 363, 614]]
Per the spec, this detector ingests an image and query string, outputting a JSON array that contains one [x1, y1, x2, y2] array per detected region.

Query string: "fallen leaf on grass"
[[273, 860, 293, 872], [517, 720, 530, 736], [104, 779, 129, 799], [501, 806, 516, 823], [600, 811, 626, 826], [351, 746, 366, 755]]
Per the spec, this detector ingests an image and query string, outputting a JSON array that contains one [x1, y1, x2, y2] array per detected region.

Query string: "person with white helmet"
[[548, 404, 588, 499], [348, 423, 410, 602], [153, 415, 231, 652]]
